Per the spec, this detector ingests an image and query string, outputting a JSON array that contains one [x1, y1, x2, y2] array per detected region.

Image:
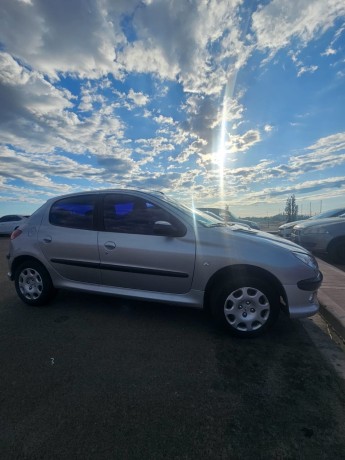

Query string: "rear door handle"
[[43, 236, 52, 243]]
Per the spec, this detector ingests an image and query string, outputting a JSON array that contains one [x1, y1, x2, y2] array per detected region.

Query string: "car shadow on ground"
[[49, 288, 300, 342]]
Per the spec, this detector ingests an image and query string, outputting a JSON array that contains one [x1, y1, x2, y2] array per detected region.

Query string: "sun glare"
[[215, 77, 236, 202]]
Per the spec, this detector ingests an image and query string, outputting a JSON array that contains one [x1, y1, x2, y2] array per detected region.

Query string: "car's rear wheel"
[[15, 260, 55, 306], [211, 277, 280, 337], [328, 238, 345, 264]]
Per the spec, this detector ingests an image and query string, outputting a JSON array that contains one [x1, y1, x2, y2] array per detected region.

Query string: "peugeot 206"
[[7, 189, 323, 337]]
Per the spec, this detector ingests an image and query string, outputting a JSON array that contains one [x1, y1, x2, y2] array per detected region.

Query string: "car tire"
[[328, 238, 345, 264], [211, 277, 280, 337], [15, 260, 56, 306]]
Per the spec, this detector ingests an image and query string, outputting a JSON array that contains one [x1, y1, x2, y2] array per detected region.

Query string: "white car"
[[0, 215, 29, 235], [278, 208, 345, 238]]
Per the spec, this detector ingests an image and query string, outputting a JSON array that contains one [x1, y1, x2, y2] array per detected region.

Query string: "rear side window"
[[0, 215, 21, 222], [49, 195, 96, 230]]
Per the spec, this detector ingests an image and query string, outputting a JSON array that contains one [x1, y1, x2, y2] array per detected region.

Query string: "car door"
[[37, 194, 101, 284], [98, 193, 196, 293]]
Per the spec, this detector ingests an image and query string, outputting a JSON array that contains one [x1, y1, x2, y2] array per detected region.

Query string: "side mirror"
[[153, 221, 176, 236]]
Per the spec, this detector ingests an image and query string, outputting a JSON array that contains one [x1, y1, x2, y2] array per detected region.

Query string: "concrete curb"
[[318, 291, 345, 343]]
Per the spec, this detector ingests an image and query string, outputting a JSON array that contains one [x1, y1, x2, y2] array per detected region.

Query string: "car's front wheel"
[[15, 260, 55, 306], [211, 277, 280, 337]]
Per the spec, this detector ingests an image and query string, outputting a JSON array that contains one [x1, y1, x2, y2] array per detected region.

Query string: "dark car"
[[291, 216, 345, 263], [279, 207, 345, 238]]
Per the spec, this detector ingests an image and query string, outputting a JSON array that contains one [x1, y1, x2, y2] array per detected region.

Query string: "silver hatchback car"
[[7, 189, 322, 337]]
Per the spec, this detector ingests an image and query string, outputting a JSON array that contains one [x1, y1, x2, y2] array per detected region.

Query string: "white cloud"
[[305, 132, 345, 154], [117, 0, 246, 95], [226, 130, 261, 154], [127, 89, 149, 107], [0, 52, 74, 119], [0, 56, 127, 157], [0, 52, 31, 86], [297, 64, 318, 77], [118, 42, 179, 82], [0, 0, 130, 80], [186, 131, 345, 204], [154, 115, 175, 125], [0, 146, 99, 191], [322, 47, 337, 56], [252, 0, 345, 54]]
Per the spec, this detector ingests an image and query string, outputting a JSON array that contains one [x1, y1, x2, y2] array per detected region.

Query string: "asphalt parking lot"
[[1, 237, 345, 459]]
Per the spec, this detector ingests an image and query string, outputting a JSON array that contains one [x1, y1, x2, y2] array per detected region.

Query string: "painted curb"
[[318, 291, 345, 343]]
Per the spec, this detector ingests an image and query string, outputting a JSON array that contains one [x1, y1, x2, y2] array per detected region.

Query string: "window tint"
[[50, 196, 96, 230], [0, 215, 20, 222], [103, 194, 185, 236]]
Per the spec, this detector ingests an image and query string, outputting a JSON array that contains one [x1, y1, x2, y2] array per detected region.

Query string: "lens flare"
[[215, 77, 236, 203]]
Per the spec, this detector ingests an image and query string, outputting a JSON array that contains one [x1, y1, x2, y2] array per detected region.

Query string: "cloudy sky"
[[1, 0, 345, 217]]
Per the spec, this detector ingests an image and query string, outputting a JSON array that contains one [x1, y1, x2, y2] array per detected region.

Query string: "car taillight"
[[11, 229, 22, 240]]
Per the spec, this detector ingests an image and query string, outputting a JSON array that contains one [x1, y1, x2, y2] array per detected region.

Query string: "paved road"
[[1, 237, 345, 459]]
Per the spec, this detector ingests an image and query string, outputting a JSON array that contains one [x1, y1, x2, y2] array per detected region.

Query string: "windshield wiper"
[[208, 223, 227, 227]]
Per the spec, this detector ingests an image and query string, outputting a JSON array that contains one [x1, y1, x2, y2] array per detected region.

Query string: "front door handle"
[[104, 241, 116, 250], [43, 236, 52, 243]]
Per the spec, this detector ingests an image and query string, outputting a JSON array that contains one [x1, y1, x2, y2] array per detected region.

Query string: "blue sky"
[[0, 0, 345, 217]]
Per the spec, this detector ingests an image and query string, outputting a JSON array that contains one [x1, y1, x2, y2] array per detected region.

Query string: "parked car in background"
[[291, 216, 345, 263], [198, 209, 251, 230], [7, 189, 322, 337], [0, 215, 29, 235], [198, 207, 260, 229], [279, 207, 345, 238]]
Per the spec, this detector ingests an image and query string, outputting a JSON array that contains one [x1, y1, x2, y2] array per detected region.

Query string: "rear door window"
[[49, 195, 97, 230]]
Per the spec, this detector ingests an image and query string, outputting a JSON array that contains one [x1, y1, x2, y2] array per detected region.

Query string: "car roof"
[[0, 214, 27, 218], [45, 189, 166, 202]]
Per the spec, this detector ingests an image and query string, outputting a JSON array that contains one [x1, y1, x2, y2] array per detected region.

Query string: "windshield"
[[161, 194, 226, 227], [193, 209, 227, 227]]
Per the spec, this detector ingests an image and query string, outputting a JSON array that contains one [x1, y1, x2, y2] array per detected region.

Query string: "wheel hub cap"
[[224, 286, 270, 332], [19, 268, 43, 300]]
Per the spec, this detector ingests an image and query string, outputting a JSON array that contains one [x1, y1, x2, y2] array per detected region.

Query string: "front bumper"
[[284, 271, 323, 319]]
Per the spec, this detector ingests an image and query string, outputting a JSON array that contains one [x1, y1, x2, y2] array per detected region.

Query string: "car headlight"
[[302, 227, 329, 235], [293, 251, 319, 270]]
